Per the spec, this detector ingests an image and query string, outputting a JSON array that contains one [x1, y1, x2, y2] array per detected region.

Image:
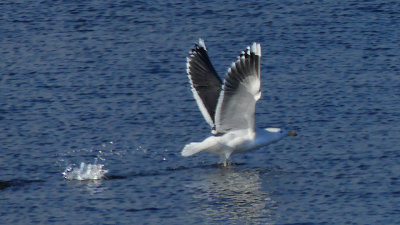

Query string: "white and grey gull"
[[182, 39, 296, 166]]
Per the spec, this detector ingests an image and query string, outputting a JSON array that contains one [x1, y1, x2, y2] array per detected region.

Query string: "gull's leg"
[[218, 154, 225, 167], [223, 152, 232, 167]]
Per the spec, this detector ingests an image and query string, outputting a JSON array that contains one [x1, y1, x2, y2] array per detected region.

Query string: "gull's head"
[[264, 128, 297, 137], [255, 127, 297, 146]]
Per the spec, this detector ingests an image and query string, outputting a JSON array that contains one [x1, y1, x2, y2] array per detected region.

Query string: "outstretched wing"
[[187, 39, 222, 133], [215, 43, 261, 134]]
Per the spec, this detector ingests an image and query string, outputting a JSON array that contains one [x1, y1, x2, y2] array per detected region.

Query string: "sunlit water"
[[1, 1, 400, 224]]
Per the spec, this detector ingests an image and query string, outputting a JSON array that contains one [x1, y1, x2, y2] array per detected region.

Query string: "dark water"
[[1, 0, 400, 224]]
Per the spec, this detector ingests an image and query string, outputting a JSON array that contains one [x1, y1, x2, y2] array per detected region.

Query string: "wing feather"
[[187, 39, 222, 133], [215, 43, 262, 134]]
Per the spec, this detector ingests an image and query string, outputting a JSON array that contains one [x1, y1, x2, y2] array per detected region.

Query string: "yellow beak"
[[287, 131, 297, 136]]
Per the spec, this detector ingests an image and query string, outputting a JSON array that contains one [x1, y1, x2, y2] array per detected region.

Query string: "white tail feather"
[[181, 142, 205, 157]]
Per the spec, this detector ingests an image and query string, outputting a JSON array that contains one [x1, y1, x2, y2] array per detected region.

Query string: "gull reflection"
[[189, 167, 278, 224]]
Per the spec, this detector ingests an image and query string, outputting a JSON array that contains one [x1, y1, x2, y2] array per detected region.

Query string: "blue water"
[[1, 0, 400, 224]]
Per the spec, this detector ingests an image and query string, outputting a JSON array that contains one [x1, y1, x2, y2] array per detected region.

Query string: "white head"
[[264, 127, 297, 139], [252, 127, 297, 148]]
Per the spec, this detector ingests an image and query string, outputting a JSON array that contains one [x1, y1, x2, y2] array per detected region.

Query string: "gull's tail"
[[181, 142, 205, 157]]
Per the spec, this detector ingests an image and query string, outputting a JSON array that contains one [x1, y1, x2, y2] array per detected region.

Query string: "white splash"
[[63, 161, 109, 181]]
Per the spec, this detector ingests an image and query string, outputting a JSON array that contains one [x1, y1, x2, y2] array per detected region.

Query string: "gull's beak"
[[287, 131, 297, 136]]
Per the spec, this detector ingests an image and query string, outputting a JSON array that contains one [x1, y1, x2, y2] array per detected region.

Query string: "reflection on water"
[[84, 179, 107, 195], [64, 176, 108, 196], [188, 168, 278, 224]]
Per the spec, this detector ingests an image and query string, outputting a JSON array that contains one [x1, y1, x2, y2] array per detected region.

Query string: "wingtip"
[[250, 42, 261, 56], [198, 38, 206, 50]]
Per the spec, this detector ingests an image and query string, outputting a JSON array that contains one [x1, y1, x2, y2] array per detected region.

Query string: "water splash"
[[63, 161, 109, 181], [58, 141, 118, 180]]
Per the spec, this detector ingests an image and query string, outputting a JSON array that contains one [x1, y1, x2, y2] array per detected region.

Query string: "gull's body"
[[182, 39, 295, 166]]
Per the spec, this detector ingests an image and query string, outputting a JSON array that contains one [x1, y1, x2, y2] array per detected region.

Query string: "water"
[[1, 0, 400, 224]]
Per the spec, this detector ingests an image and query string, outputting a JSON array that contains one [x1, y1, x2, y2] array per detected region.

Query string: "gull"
[[182, 39, 296, 166]]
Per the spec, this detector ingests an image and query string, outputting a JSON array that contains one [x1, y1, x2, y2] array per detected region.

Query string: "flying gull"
[[182, 39, 296, 166]]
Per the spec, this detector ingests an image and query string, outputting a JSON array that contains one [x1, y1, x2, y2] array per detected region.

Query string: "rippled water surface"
[[1, 1, 400, 224]]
